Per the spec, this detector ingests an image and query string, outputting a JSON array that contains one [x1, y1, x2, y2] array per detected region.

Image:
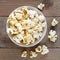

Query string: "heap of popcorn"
[[7, 7, 46, 45]]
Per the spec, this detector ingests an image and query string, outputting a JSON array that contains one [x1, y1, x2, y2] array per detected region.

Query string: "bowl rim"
[[6, 6, 47, 47]]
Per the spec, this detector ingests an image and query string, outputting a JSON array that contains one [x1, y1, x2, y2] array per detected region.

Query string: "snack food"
[[30, 51, 38, 58], [41, 45, 49, 55], [35, 45, 42, 52], [21, 51, 27, 57], [48, 30, 57, 42], [38, 3, 45, 10], [51, 18, 58, 26], [7, 6, 47, 46]]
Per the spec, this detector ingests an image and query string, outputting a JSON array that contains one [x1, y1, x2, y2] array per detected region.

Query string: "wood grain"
[[0, 0, 60, 60], [0, 48, 60, 60], [0, 0, 60, 16], [0, 17, 60, 48]]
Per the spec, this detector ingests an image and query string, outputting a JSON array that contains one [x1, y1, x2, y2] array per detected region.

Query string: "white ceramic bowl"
[[6, 6, 47, 47]]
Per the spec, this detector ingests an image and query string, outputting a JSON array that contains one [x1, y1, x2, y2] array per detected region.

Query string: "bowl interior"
[[6, 6, 47, 47]]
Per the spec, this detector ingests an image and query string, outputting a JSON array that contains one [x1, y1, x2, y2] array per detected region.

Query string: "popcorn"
[[38, 3, 45, 10], [41, 45, 49, 55], [38, 15, 45, 22], [33, 18, 39, 23], [15, 13, 23, 20], [15, 22, 22, 32], [28, 10, 37, 18], [9, 13, 16, 20], [23, 34, 33, 45], [7, 7, 46, 45], [7, 28, 13, 34], [14, 38, 21, 43], [7, 28, 18, 34], [42, 21, 46, 28], [22, 8, 27, 15], [35, 45, 42, 52], [30, 51, 38, 58], [21, 51, 27, 57], [51, 18, 58, 26], [15, 10, 23, 13], [17, 34, 23, 40], [33, 32, 40, 39], [50, 35, 57, 42], [8, 20, 17, 26], [48, 30, 57, 42]]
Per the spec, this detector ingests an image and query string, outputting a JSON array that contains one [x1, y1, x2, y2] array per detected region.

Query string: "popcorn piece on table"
[[41, 45, 49, 55], [35, 45, 42, 52], [51, 18, 58, 26], [37, 3, 45, 10], [30, 51, 38, 58], [48, 30, 57, 42], [21, 51, 27, 57]]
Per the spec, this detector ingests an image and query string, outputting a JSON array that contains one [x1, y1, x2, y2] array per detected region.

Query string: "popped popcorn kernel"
[[48, 30, 57, 42], [41, 45, 49, 55], [21, 51, 27, 57], [35, 45, 42, 52], [51, 18, 58, 26], [38, 3, 45, 10], [30, 51, 38, 58]]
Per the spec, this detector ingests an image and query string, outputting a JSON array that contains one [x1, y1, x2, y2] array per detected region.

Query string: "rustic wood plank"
[[0, 0, 60, 16], [0, 48, 60, 60], [0, 17, 60, 48]]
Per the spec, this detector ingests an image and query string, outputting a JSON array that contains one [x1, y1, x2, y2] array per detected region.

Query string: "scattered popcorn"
[[38, 3, 45, 10], [21, 51, 27, 57], [30, 51, 38, 58], [51, 18, 58, 26], [7, 7, 46, 45], [48, 30, 57, 42], [35, 45, 42, 52], [41, 45, 49, 55]]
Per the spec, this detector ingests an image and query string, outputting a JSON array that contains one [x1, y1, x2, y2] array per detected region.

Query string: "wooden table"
[[0, 0, 60, 60]]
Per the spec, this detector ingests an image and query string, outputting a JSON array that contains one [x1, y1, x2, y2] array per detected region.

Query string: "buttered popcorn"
[[48, 30, 57, 42], [7, 7, 46, 45]]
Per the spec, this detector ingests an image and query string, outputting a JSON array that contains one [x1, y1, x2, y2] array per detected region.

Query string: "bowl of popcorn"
[[6, 6, 47, 47]]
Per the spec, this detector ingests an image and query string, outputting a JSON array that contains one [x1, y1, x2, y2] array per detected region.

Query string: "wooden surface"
[[0, 0, 60, 60]]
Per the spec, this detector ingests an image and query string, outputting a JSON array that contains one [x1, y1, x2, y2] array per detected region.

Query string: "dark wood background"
[[0, 0, 60, 60]]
